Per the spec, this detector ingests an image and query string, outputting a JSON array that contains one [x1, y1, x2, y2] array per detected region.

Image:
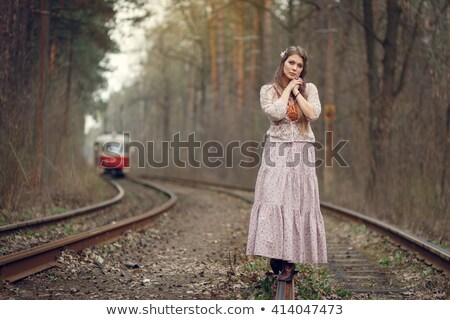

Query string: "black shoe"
[[270, 258, 283, 275]]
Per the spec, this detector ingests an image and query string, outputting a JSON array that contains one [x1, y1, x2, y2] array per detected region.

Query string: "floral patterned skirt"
[[246, 141, 328, 263]]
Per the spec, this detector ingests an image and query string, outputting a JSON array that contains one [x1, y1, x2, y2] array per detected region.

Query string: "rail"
[[0, 176, 176, 282]]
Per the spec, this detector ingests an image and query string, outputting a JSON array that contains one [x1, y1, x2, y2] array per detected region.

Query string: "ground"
[[0, 178, 448, 300], [1, 181, 251, 299]]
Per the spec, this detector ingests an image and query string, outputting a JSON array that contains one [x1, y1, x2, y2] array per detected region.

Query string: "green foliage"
[[241, 259, 352, 300], [47, 273, 59, 282], [297, 264, 352, 300], [0, 214, 8, 226], [393, 251, 405, 263], [336, 288, 353, 299], [253, 275, 276, 300], [92, 98, 109, 115], [44, 225, 57, 237], [422, 266, 438, 277], [52, 1, 118, 114], [378, 250, 406, 266], [378, 257, 392, 265], [351, 224, 367, 234], [241, 257, 274, 299], [64, 223, 75, 235], [19, 210, 32, 220], [242, 257, 268, 272], [22, 229, 37, 239], [47, 208, 67, 215]]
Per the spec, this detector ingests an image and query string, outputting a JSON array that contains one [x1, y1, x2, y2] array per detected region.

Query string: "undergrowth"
[[241, 257, 352, 300]]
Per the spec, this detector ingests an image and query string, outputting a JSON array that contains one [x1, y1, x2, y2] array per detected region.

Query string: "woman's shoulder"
[[306, 82, 318, 91], [261, 83, 276, 91], [260, 83, 277, 96]]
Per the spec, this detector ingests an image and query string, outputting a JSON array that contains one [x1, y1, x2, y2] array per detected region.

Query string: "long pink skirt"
[[246, 141, 327, 263]]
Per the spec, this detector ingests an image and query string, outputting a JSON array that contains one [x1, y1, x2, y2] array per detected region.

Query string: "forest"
[[1, 0, 449, 247]]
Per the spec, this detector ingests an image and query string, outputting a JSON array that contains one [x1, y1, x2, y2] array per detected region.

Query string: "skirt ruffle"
[[246, 141, 327, 263]]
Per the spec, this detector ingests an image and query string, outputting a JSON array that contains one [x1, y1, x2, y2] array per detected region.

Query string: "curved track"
[[0, 179, 125, 235], [1, 174, 447, 300], [0, 176, 176, 282], [142, 174, 450, 299], [320, 202, 450, 277]]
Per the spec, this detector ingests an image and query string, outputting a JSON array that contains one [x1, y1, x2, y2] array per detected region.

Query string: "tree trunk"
[[208, 0, 218, 111], [235, 0, 245, 108], [216, 0, 226, 111], [199, 30, 207, 129], [324, 0, 336, 197], [442, 102, 450, 207], [187, 59, 195, 132], [262, 0, 272, 82], [363, 0, 412, 199], [249, 4, 259, 93], [36, 0, 50, 187]]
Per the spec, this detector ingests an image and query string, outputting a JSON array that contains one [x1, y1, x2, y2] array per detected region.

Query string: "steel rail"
[[145, 176, 450, 277], [275, 278, 296, 300], [0, 176, 177, 282], [320, 201, 450, 277], [0, 179, 125, 234], [142, 174, 255, 192]]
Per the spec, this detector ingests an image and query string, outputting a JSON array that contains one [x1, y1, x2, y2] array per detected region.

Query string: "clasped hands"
[[287, 77, 303, 92], [286, 78, 303, 121]]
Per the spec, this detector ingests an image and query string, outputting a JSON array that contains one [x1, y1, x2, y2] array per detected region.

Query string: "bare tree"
[[361, 0, 423, 194], [234, 0, 245, 108], [36, 0, 50, 187]]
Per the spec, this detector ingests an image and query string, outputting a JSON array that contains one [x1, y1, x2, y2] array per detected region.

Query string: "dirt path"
[[0, 181, 252, 299]]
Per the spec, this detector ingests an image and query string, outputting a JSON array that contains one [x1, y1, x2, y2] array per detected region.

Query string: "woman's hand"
[[288, 78, 303, 92]]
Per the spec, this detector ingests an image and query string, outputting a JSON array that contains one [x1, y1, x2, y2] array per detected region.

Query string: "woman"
[[246, 46, 327, 281]]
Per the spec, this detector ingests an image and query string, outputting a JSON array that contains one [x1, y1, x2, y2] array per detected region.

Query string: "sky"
[[98, 0, 167, 101], [86, 0, 167, 134]]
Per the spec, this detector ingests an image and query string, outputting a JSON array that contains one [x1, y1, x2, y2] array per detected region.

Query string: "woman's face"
[[283, 54, 304, 80]]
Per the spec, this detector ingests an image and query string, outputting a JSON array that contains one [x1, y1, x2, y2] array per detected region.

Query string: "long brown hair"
[[274, 46, 309, 134]]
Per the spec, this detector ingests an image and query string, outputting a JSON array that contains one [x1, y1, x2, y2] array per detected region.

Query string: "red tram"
[[94, 132, 130, 176]]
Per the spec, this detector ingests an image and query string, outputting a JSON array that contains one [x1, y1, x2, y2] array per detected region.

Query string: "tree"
[[361, 0, 423, 194]]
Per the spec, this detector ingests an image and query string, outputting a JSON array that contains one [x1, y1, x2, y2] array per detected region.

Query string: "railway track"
[[142, 174, 450, 299], [0, 179, 125, 235], [0, 176, 176, 282], [1, 174, 447, 300], [321, 202, 450, 277]]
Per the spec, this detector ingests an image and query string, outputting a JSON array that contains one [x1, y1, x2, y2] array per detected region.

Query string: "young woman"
[[246, 46, 327, 281]]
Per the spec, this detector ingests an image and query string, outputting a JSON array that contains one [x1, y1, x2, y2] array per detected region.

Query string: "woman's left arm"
[[293, 83, 321, 122]]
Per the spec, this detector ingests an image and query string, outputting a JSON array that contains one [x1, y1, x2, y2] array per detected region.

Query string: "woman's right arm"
[[260, 85, 288, 121]]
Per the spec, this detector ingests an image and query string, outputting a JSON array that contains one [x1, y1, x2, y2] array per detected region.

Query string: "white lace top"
[[260, 82, 321, 142]]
